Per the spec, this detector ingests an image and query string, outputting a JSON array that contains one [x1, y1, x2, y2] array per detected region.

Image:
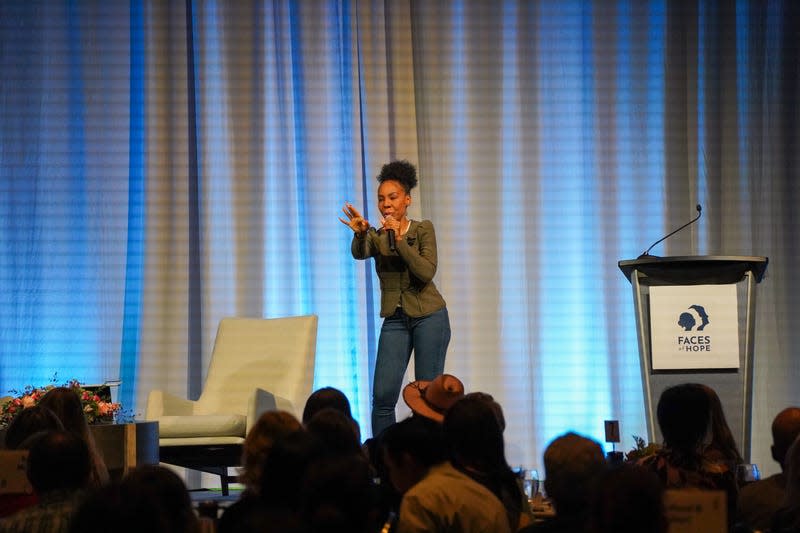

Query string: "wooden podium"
[[618, 255, 768, 460]]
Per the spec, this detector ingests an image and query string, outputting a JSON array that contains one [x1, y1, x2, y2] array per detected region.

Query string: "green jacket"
[[351, 219, 447, 318]]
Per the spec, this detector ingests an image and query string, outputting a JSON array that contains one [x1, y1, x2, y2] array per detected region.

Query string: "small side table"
[[90, 421, 159, 479]]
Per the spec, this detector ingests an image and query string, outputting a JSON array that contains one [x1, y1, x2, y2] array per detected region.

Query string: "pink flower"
[[1, 377, 126, 430]]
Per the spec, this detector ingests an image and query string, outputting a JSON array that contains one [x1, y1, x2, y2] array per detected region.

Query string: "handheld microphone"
[[639, 204, 702, 258], [387, 229, 396, 252]]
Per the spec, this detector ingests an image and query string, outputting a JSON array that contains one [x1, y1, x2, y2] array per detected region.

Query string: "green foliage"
[[625, 434, 660, 462]]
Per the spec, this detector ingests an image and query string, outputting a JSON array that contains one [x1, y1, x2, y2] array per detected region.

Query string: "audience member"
[[119, 465, 200, 533], [463, 391, 506, 431], [219, 429, 319, 533], [356, 372, 469, 532], [69, 465, 201, 533], [3, 406, 63, 450], [770, 435, 800, 532], [637, 383, 738, 525], [0, 430, 91, 533], [0, 406, 64, 518], [381, 415, 445, 495], [37, 387, 110, 486], [387, 408, 511, 532], [444, 395, 531, 530], [737, 406, 800, 531], [303, 386, 361, 443], [305, 407, 362, 457], [304, 407, 376, 531], [303, 450, 381, 533], [520, 432, 607, 533], [368, 416, 439, 531], [367, 372, 462, 474], [66, 484, 124, 533], [589, 463, 667, 533], [302, 387, 353, 423], [239, 410, 302, 496], [219, 412, 304, 531]]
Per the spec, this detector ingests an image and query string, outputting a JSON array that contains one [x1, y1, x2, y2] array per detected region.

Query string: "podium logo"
[[677, 304, 711, 352], [677, 304, 710, 331]]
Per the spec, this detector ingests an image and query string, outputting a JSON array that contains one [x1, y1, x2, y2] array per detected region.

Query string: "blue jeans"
[[371, 307, 451, 437]]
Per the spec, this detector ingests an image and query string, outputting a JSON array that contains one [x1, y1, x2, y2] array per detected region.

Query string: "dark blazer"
[[351, 219, 447, 317]]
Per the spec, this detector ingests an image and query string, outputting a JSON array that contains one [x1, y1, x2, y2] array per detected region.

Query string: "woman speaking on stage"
[[339, 160, 451, 437]]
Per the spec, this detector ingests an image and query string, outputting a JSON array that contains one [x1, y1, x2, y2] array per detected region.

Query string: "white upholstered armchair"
[[145, 315, 318, 493]]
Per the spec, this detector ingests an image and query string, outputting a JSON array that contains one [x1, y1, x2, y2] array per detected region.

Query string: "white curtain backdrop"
[[1, 0, 799, 486]]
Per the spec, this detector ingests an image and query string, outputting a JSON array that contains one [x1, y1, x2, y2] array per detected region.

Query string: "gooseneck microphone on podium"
[[639, 204, 702, 258]]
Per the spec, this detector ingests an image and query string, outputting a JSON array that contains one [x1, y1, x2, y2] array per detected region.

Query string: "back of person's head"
[[37, 385, 109, 487], [381, 415, 444, 468], [69, 484, 125, 533], [119, 465, 199, 533], [590, 463, 667, 533], [70, 470, 200, 533], [306, 407, 362, 457], [381, 416, 445, 495], [543, 432, 607, 515], [443, 395, 507, 472], [304, 452, 379, 533], [241, 410, 302, 493], [772, 407, 800, 470], [26, 429, 91, 493], [4, 405, 63, 449], [656, 383, 710, 453], [38, 386, 90, 438], [463, 391, 506, 432], [260, 429, 321, 508], [302, 387, 353, 424]]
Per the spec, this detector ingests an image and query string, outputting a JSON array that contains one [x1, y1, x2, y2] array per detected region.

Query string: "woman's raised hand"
[[339, 202, 370, 234]]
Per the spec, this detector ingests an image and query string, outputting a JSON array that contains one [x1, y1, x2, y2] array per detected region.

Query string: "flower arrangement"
[[625, 434, 661, 462], [0, 376, 123, 429]]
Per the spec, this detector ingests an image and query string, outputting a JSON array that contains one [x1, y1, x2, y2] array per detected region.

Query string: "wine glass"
[[525, 469, 540, 501]]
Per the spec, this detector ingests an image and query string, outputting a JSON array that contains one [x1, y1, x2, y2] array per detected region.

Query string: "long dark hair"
[[443, 396, 523, 524], [700, 384, 743, 464], [38, 386, 109, 486]]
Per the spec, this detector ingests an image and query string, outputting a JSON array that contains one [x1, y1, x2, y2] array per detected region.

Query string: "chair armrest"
[[145, 390, 196, 419], [246, 388, 277, 434], [246, 388, 297, 434]]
